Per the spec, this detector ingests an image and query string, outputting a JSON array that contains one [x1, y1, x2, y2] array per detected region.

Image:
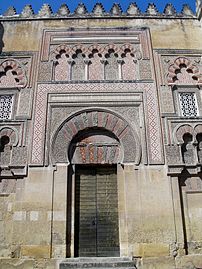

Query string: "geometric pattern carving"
[[139, 59, 152, 79], [167, 57, 201, 85], [144, 83, 163, 162], [31, 83, 163, 165], [165, 145, 182, 165], [179, 92, 198, 117], [0, 59, 27, 88], [52, 110, 138, 164], [0, 95, 13, 119]]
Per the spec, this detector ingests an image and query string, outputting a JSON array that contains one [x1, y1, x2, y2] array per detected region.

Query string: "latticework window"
[[0, 95, 13, 120], [179, 92, 198, 117]]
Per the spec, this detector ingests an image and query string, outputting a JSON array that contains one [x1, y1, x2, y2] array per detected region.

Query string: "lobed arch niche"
[[51, 109, 141, 165]]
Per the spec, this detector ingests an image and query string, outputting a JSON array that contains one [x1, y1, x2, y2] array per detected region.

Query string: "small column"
[[51, 61, 56, 81], [117, 59, 124, 80], [84, 59, 91, 80], [67, 60, 74, 81], [133, 59, 140, 80], [101, 59, 107, 80]]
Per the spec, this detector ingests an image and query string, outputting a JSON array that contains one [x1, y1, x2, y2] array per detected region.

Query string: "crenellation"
[[57, 4, 70, 17], [0, 3, 196, 19], [21, 5, 34, 18]]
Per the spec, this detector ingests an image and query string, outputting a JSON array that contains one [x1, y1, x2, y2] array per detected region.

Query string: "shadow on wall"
[[0, 22, 4, 53]]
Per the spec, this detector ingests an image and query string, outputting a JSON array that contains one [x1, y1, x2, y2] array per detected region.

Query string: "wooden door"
[[74, 165, 120, 257]]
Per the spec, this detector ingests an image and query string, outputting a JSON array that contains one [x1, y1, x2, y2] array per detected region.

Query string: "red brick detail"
[[104, 43, 120, 54], [80, 147, 86, 163], [97, 146, 103, 163], [51, 44, 72, 59], [167, 57, 201, 84], [119, 126, 129, 139], [72, 44, 87, 54], [88, 44, 104, 55], [68, 121, 78, 136], [0, 59, 27, 87], [98, 112, 103, 128], [176, 124, 194, 143], [88, 112, 93, 128], [105, 114, 113, 131], [120, 43, 136, 54], [62, 127, 71, 140]]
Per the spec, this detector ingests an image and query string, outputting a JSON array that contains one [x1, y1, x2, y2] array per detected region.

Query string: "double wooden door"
[[74, 165, 120, 257]]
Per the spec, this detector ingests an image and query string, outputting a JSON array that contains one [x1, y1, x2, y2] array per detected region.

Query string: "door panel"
[[74, 165, 120, 257], [75, 171, 97, 257]]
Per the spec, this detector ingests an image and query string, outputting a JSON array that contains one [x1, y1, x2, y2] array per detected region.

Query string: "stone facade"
[[0, 2, 202, 269]]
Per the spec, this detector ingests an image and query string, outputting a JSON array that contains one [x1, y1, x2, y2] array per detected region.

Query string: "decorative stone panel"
[[160, 86, 175, 114], [167, 57, 201, 85], [0, 59, 27, 88], [165, 145, 182, 165], [139, 59, 152, 80], [38, 62, 52, 82], [31, 82, 163, 166]]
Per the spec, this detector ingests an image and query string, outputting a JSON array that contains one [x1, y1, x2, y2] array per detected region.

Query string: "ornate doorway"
[[74, 165, 120, 257], [51, 109, 140, 257]]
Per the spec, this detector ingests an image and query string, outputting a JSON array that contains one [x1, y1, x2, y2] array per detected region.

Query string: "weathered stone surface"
[[0, 3, 202, 269], [136, 256, 175, 269], [21, 245, 50, 258]]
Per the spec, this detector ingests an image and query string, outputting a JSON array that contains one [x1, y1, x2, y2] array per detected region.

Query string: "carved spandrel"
[[38, 62, 52, 82], [160, 86, 175, 114], [165, 144, 182, 165], [139, 59, 152, 80]]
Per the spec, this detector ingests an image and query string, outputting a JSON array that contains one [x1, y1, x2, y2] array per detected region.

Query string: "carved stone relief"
[[51, 42, 143, 82], [166, 122, 202, 172], [38, 62, 52, 82], [139, 59, 152, 80], [51, 109, 141, 164], [0, 59, 28, 88], [158, 54, 202, 86], [160, 86, 175, 114], [167, 57, 201, 85], [0, 123, 28, 177], [31, 82, 163, 166]]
